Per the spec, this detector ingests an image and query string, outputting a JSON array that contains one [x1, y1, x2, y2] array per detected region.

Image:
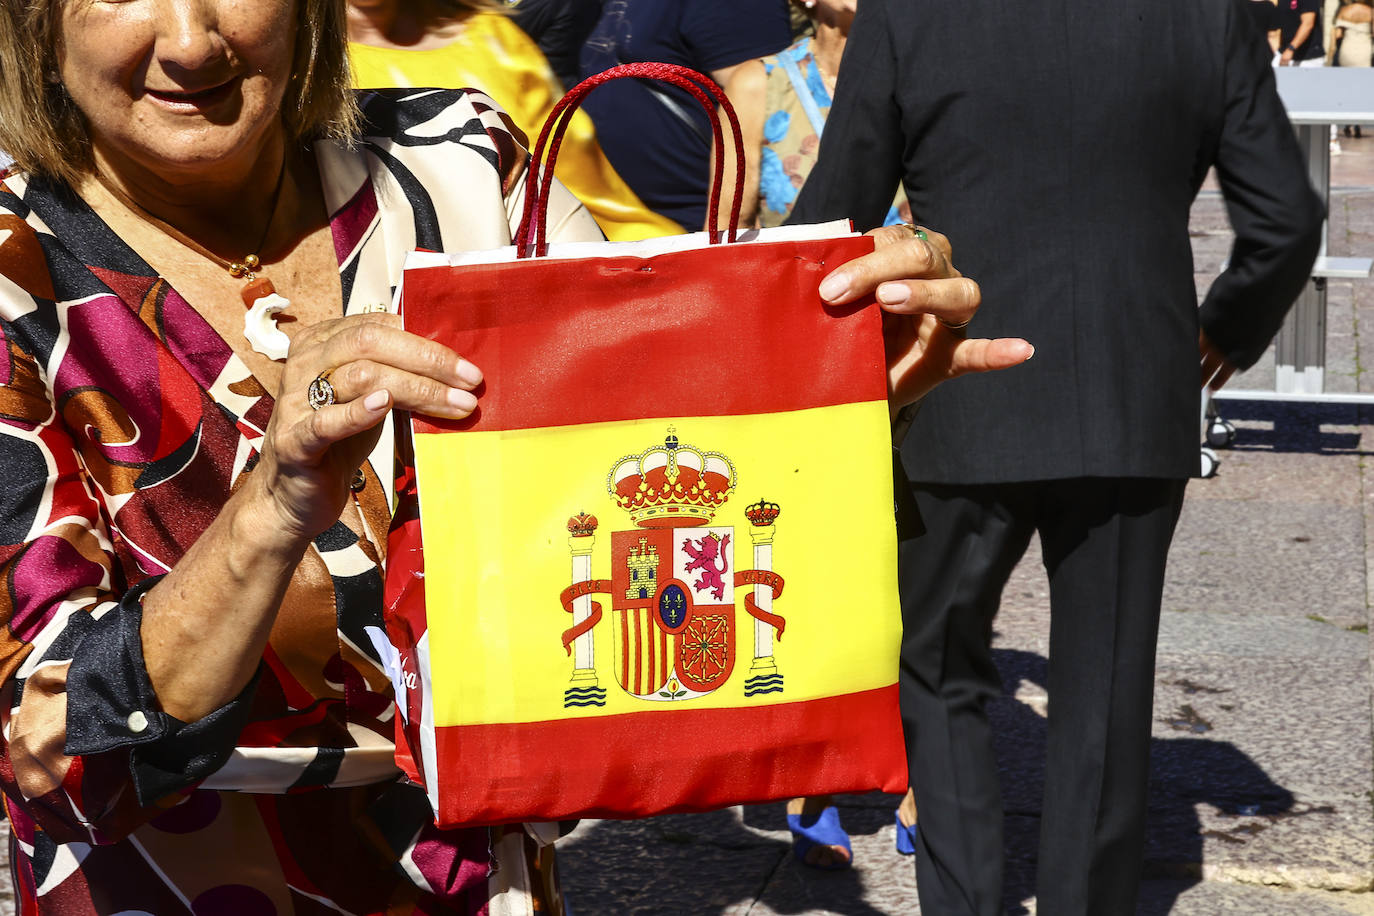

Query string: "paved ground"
[[1, 139, 1371, 916]]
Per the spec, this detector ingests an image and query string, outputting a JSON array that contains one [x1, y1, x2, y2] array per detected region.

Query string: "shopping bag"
[[383, 64, 907, 827]]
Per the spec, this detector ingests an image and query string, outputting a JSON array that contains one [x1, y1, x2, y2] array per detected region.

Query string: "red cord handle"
[[515, 62, 746, 258]]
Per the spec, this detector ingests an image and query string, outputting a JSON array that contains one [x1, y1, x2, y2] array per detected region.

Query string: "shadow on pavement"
[[560, 648, 1296, 915], [991, 649, 1295, 916], [1214, 401, 1373, 454], [561, 802, 894, 916]]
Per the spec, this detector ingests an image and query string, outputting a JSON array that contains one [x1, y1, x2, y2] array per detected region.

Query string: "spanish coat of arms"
[[558, 432, 786, 708]]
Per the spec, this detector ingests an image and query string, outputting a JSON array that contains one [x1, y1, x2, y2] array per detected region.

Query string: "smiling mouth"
[[144, 78, 238, 109]]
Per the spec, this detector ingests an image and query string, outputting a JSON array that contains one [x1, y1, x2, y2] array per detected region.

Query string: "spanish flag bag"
[[383, 64, 907, 827]]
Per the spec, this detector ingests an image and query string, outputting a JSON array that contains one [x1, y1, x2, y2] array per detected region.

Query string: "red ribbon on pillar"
[[559, 579, 612, 653], [735, 569, 786, 639]]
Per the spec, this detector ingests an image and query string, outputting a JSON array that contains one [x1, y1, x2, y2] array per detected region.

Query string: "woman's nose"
[[154, 0, 225, 76]]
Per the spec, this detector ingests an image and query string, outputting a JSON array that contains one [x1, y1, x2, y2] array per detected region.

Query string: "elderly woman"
[[0, 0, 1028, 912]]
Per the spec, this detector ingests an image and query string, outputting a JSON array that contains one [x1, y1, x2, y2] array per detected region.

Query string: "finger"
[[289, 311, 401, 359], [1199, 348, 1226, 389], [949, 337, 1036, 377], [818, 235, 949, 305], [870, 224, 920, 251], [284, 389, 394, 463], [867, 224, 955, 262], [325, 358, 478, 419], [876, 276, 982, 328], [919, 226, 953, 262], [308, 320, 481, 393], [1199, 360, 1218, 390], [1205, 361, 1237, 392]]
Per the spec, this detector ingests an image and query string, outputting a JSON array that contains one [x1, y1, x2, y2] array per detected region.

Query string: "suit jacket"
[[790, 0, 1324, 483]]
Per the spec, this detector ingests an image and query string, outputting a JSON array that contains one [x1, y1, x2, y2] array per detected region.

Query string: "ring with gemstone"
[[307, 370, 337, 410], [901, 223, 928, 241]]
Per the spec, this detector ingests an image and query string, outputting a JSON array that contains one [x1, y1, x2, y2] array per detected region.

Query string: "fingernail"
[[455, 358, 483, 386], [364, 390, 390, 412], [818, 272, 850, 301], [876, 283, 911, 305], [447, 387, 477, 411]]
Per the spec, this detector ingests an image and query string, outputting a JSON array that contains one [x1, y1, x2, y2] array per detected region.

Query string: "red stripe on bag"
[[634, 610, 643, 695], [403, 236, 886, 434], [619, 611, 629, 690], [646, 611, 658, 692], [430, 685, 907, 825]]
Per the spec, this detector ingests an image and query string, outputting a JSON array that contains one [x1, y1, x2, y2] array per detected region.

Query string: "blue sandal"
[[787, 805, 853, 870], [895, 810, 919, 855]]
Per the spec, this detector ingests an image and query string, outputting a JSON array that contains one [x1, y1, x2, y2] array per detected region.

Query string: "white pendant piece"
[[243, 292, 292, 361]]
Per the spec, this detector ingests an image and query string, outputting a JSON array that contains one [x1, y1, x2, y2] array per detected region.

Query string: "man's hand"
[[1200, 329, 1238, 391]]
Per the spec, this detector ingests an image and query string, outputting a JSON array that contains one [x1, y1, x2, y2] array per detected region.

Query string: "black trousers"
[[900, 477, 1187, 916]]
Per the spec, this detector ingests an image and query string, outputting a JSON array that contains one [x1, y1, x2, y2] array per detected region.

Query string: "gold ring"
[[938, 317, 971, 331], [307, 370, 337, 410], [901, 223, 928, 241]]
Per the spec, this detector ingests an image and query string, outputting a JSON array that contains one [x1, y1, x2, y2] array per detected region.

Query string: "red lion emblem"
[[682, 532, 731, 601]]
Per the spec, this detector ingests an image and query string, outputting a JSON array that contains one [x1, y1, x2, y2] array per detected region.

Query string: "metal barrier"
[[1220, 68, 1374, 404]]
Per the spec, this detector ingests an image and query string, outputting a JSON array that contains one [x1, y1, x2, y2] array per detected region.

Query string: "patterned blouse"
[[757, 37, 910, 229], [0, 89, 599, 915]]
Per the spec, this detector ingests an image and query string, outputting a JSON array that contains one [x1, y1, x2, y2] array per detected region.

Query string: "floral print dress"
[[757, 37, 911, 229], [0, 88, 600, 915]]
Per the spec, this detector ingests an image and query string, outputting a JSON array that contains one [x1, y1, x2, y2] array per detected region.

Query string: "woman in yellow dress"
[[348, 0, 681, 242]]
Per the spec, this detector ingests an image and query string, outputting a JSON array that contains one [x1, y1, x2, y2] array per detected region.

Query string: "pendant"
[[241, 277, 291, 361]]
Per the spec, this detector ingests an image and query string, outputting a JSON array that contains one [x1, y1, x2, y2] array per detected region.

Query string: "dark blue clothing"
[[511, 0, 603, 91], [578, 0, 790, 231]]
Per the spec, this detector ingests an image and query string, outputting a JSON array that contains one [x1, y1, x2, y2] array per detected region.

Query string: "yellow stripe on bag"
[[412, 401, 899, 728]]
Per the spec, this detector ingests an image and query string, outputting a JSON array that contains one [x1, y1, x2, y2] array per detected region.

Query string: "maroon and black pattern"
[[0, 89, 547, 914]]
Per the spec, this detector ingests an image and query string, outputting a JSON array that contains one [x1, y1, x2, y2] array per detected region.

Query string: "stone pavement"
[[1, 141, 1372, 916]]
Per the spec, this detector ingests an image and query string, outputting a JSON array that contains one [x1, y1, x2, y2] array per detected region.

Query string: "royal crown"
[[607, 430, 736, 528], [567, 512, 599, 537], [745, 498, 781, 527]]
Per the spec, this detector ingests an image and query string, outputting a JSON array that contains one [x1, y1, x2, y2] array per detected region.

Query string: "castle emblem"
[[558, 431, 786, 707]]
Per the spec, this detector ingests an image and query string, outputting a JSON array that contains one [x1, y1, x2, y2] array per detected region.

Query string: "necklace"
[[814, 52, 840, 97], [95, 161, 294, 361], [811, 29, 844, 98]]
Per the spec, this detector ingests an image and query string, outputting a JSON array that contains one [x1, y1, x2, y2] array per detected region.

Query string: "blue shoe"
[[787, 805, 852, 870], [895, 810, 919, 855]]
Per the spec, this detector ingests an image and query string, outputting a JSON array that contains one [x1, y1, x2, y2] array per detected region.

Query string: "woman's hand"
[[140, 313, 482, 724], [140, 313, 481, 724], [254, 313, 482, 542], [817, 224, 1034, 417]]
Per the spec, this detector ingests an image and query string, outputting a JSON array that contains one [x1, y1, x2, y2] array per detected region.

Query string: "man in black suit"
[[790, 1, 1323, 913]]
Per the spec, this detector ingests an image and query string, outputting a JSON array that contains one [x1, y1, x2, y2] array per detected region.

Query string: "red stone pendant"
[[240, 276, 277, 310]]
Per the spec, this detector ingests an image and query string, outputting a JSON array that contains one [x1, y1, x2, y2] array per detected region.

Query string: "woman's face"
[[57, 0, 299, 183]]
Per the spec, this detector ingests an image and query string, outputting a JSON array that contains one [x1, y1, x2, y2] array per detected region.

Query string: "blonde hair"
[[0, 0, 360, 186]]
